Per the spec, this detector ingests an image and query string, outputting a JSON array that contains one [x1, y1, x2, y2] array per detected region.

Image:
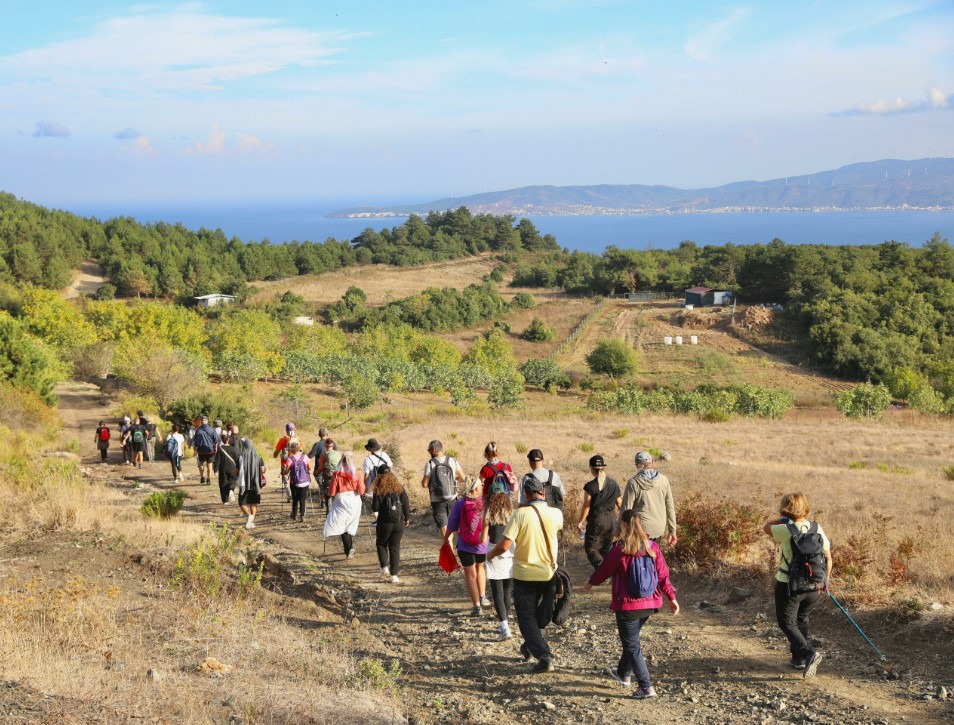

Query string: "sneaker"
[[200, 476, 206, 485], [532, 658, 554, 674], [496, 623, 512, 642], [519, 642, 532, 662], [803, 652, 823, 679], [391, 575, 400, 584], [470, 606, 482, 617], [228, 491, 236, 502], [607, 667, 632, 687], [347, 549, 356, 560], [788, 657, 806, 669], [480, 595, 492, 608], [380, 566, 390, 577], [632, 686, 657, 700], [298, 516, 305, 523], [245, 515, 254, 530]]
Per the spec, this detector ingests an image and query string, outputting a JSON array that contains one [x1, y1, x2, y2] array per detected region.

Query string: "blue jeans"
[[616, 612, 652, 688]]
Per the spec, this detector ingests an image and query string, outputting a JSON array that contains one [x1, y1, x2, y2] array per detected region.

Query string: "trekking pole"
[[828, 590, 887, 661]]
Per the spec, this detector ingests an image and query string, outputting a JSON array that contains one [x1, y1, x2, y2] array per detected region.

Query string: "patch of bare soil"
[[62, 260, 107, 299]]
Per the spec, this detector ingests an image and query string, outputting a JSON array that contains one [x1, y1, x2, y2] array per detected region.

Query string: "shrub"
[[522, 317, 556, 343], [514, 441, 528, 454], [666, 493, 762, 569], [165, 391, 258, 433], [578, 442, 595, 453], [172, 524, 262, 600], [342, 374, 381, 410], [519, 358, 569, 393], [141, 491, 187, 518], [611, 428, 629, 439], [487, 373, 525, 409], [908, 384, 946, 415], [511, 292, 537, 309], [944, 466, 954, 481], [586, 339, 638, 378], [834, 383, 892, 418], [848, 461, 868, 470]]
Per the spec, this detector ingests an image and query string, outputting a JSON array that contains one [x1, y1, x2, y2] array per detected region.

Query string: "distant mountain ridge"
[[328, 158, 954, 218]]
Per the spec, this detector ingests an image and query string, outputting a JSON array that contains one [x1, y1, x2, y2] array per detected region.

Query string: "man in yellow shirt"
[[488, 476, 563, 673]]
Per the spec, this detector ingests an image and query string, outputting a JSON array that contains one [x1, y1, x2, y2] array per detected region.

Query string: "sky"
[[1, 1, 952, 208]]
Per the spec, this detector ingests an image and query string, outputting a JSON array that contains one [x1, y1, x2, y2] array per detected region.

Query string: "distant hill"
[[328, 157, 954, 218]]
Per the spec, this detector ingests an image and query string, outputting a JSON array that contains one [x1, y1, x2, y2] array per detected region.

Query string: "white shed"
[[193, 294, 236, 308]]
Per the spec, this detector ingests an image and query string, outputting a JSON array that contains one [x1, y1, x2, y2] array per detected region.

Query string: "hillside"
[[328, 157, 954, 217]]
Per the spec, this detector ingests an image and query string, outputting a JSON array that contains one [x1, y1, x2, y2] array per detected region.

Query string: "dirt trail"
[[62, 260, 107, 299], [64, 387, 952, 724]]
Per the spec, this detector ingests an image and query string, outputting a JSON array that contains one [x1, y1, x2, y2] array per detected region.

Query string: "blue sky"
[[1, 1, 952, 207]]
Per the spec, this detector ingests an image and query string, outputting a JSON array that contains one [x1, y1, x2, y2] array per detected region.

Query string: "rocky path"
[[61, 386, 953, 724]]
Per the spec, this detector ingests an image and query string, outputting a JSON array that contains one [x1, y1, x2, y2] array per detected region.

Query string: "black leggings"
[[341, 532, 353, 555], [291, 486, 308, 518], [376, 522, 404, 574], [490, 578, 513, 623], [99, 445, 108, 462], [585, 509, 618, 569]]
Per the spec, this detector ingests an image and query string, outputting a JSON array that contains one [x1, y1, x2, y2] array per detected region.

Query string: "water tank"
[[675, 336, 683, 345], [664, 336, 673, 345], [690, 335, 698, 345]]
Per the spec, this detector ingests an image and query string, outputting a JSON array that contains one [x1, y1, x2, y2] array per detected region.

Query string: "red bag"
[[439, 540, 460, 574]]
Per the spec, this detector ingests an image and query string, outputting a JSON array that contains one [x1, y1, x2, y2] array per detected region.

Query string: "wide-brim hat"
[[365, 438, 382, 452]]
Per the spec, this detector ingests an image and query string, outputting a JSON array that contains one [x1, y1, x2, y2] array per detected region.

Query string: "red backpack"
[[458, 498, 485, 546], [98, 427, 110, 442]]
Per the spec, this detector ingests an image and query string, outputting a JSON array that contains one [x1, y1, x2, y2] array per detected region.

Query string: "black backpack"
[[782, 522, 828, 595], [429, 458, 457, 500], [552, 565, 573, 626], [542, 470, 564, 512]]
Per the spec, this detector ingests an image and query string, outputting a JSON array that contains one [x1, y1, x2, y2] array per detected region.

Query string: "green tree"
[[522, 317, 556, 342], [834, 383, 892, 418], [586, 339, 638, 378], [0, 311, 64, 404]]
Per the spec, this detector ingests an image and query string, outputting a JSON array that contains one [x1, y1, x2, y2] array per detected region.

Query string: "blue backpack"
[[626, 549, 659, 599], [166, 436, 180, 459]]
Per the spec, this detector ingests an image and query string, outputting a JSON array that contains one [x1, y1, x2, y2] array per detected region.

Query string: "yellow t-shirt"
[[771, 520, 830, 584], [501, 501, 564, 582]]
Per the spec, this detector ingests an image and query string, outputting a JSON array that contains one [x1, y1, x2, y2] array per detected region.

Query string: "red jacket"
[[588, 540, 677, 611]]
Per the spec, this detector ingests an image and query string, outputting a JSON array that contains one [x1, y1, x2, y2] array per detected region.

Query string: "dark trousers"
[[513, 578, 556, 661], [99, 445, 108, 462], [341, 532, 353, 555], [219, 475, 237, 504], [616, 612, 652, 688], [490, 577, 513, 623], [584, 509, 618, 569], [375, 522, 404, 574], [290, 486, 308, 519], [774, 580, 820, 661]]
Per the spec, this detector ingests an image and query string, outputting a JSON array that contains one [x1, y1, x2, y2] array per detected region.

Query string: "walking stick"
[[828, 590, 887, 661]]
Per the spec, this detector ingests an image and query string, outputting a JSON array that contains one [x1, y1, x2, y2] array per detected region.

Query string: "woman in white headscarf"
[[322, 451, 365, 559]]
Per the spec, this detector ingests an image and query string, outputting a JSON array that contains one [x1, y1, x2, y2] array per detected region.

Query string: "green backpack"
[[132, 427, 145, 444], [324, 449, 343, 478]]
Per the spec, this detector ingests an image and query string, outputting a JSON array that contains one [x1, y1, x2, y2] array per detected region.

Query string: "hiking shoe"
[[245, 515, 254, 530], [347, 549, 356, 560], [632, 686, 657, 700], [391, 575, 400, 584], [519, 642, 532, 662], [532, 658, 554, 674], [470, 606, 482, 617], [496, 623, 512, 642], [380, 566, 390, 577], [788, 657, 806, 669], [480, 595, 492, 608], [200, 476, 205, 485], [607, 667, 632, 687], [803, 652, 823, 679]]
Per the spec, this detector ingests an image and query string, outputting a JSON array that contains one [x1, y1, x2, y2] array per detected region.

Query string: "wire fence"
[[549, 297, 610, 360]]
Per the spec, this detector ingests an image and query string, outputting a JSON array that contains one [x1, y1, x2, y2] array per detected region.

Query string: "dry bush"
[[667, 492, 763, 570]]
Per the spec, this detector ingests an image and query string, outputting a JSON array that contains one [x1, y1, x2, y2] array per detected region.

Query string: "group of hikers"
[[93, 416, 833, 696]]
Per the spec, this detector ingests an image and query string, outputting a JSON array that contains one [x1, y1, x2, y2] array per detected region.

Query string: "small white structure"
[[193, 293, 236, 308], [664, 336, 673, 345], [685, 304, 694, 311], [713, 291, 734, 306], [293, 316, 315, 326], [690, 335, 698, 345], [675, 336, 683, 345]]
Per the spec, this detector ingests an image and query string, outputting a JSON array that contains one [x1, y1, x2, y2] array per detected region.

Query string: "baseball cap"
[[286, 422, 296, 433], [588, 454, 606, 469], [214, 419, 223, 426], [201, 415, 209, 423], [527, 449, 544, 462], [523, 476, 545, 494], [635, 451, 654, 465]]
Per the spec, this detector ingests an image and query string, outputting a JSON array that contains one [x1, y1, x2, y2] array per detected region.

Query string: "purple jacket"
[[588, 541, 677, 611]]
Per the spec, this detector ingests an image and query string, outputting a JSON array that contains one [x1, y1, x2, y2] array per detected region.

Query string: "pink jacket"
[[588, 541, 677, 611]]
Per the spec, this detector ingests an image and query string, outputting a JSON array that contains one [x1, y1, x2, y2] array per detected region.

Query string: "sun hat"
[[635, 451, 654, 465], [365, 438, 382, 452]]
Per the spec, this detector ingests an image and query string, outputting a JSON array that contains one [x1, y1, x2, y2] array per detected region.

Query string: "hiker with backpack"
[[583, 509, 679, 700], [166, 424, 186, 482], [371, 464, 410, 584], [94, 420, 110, 463], [307, 427, 337, 509], [125, 417, 149, 469], [317, 439, 344, 511], [479, 442, 518, 503], [421, 440, 466, 537], [362, 438, 392, 514], [193, 415, 218, 485], [273, 423, 299, 503], [234, 426, 266, 529], [483, 489, 515, 640], [487, 476, 564, 673], [323, 451, 366, 559], [444, 477, 491, 616], [215, 431, 243, 505], [282, 440, 312, 522], [120, 415, 133, 465], [578, 455, 623, 569], [622, 452, 677, 547], [762, 493, 831, 679], [519, 449, 565, 510]]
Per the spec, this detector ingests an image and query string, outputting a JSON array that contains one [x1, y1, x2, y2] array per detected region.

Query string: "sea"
[[67, 201, 954, 253]]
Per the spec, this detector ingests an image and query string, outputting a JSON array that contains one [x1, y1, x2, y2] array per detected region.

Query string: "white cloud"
[[131, 136, 154, 156], [684, 8, 750, 63], [837, 86, 952, 115], [114, 127, 141, 140], [184, 123, 227, 155], [236, 132, 278, 154], [33, 120, 70, 137]]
